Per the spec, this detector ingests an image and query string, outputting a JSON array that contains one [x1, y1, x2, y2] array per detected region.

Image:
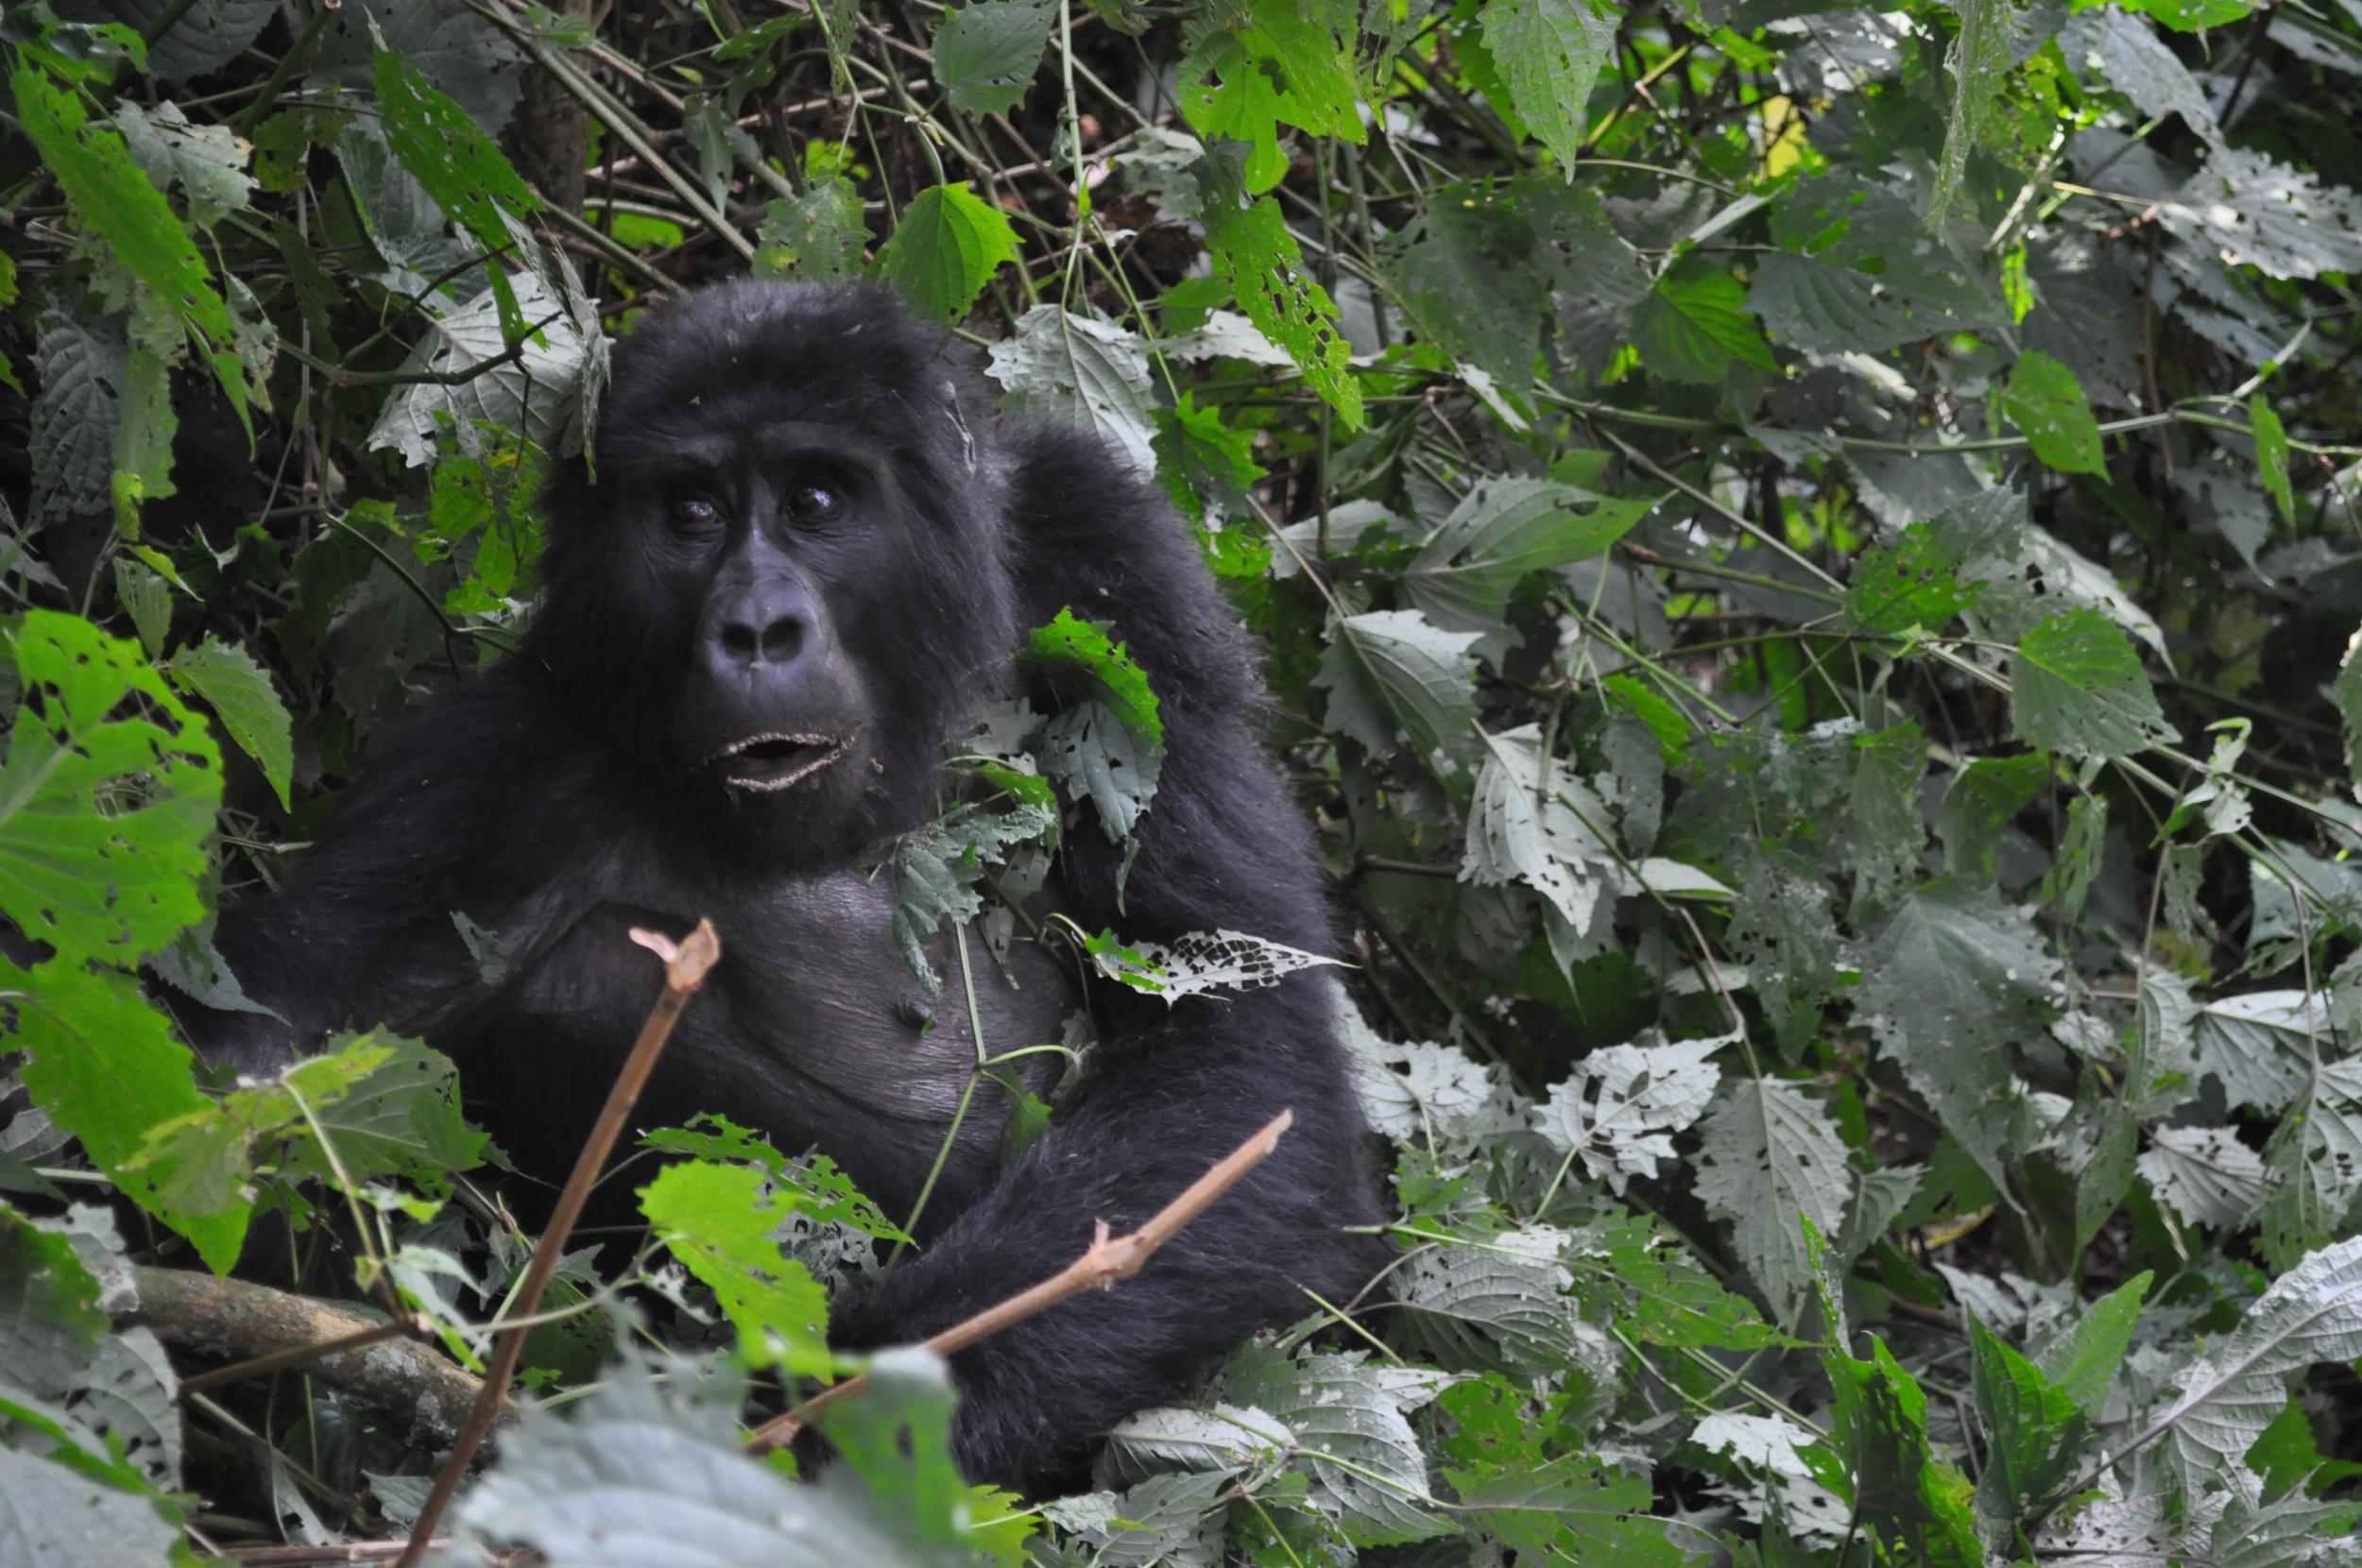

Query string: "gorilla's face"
[[625, 423, 887, 824], [532, 282, 1020, 866]]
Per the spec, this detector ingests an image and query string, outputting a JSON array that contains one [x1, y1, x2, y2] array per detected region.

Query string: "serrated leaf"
[[2149, 1236, 2362, 1494], [2062, 9, 2223, 150], [753, 179, 866, 281], [1855, 878, 2060, 1186], [1397, 1227, 1582, 1369], [986, 307, 1157, 479], [114, 100, 254, 228], [1085, 927, 1339, 1001], [2159, 149, 2362, 281], [1482, 0, 1616, 173], [9, 60, 246, 422], [1634, 265, 1778, 383], [638, 1162, 832, 1374], [451, 1354, 916, 1561], [1222, 1343, 1455, 1545], [6, 961, 248, 1271], [1405, 478, 1649, 656], [371, 43, 542, 341], [1025, 609, 1164, 842], [2003, 350, 2106, 475], [1099, 1404, 1292, 1486], [1532, 1034, 1722, 1196], [2139, 1125, 2268, 1229], [2262, 1058, 2362, 1270], [2011, 606, 2178, 759], [1695, 1078, 1853, 1324], [889, 794, 1055, 992], [2034, 1270, 2151, 1418], [876, 181, 1020, 323], [0, 612, 220, 961], [27, 321, 122, 536], [1968, 1314, 2091, 1530], [933, 0, 1054, 116], [0, 1448, 180, 1566], [1201, 181, 1362, 424], [1177, 3, 1362, 194], [365, 272, 599, 467], [64, 0, 276, 81], [164, 638, 293, 810], [1463, 724, 1622, 938], [1315, 608, 1481, 765], [1931, 0, 2011, 228]]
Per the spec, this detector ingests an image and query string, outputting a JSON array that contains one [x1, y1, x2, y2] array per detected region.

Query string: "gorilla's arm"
[[830, 430, 1381, 1488], [185, 669, 596, 1076]]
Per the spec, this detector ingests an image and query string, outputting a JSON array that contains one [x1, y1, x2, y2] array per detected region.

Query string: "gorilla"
[[186, 280, 1379, 1491]]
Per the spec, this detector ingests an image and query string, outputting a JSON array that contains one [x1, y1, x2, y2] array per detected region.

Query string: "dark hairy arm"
[[830, 431, 1383, 1490]]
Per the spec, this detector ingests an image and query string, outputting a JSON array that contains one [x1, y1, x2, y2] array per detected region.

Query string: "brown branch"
[[106, 1268, 491, 1446], [743, 1108, 1295, 1456], [394, 920, 722, 1568]]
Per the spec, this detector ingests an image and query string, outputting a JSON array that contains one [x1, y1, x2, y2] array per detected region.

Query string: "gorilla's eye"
[[670, 494, 721, 530], [788, 483, 841, 520]]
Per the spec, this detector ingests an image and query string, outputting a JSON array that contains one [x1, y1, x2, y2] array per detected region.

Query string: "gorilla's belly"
[[467, 870, 1078, 1230]]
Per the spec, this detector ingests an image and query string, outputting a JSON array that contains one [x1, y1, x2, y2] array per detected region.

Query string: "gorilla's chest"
[[465, 869, 1076, 1227]]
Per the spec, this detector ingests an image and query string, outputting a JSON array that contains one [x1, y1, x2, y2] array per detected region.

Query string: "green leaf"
[[1379, 187, 1549, 388], [889, 793, 1056, 987], [1855, 878, 2062, 1187], [1694, 1079, 1853, 1325], [2011, 606, 2177, 759], [164, 638, 294, 810], [1153, 392, 1265, 528], [1824, 1336, 1982, 1567], [1404, 478, 1650, 656], [638, 1161, 833, 1374], [1481, 0, 1616, 173], [6, 961, 249, 1271], [2148, 1235, 2362, 1491], [985, 306, 1157, 478], [1200, 182, 1362, 424], [0, 1448, 180, 1566], [1178, 2, 1363, 194], [0, 612, 221, 961], [2002, 350, 2106, 475], [933, 0, 1054, 116], [1313, 608, 1481, 766], [370, 43, 542, 341], [1223, 1343, 1455, 1544], [1025, 609, 1165, 842], [825, 1349, 1035, 1559], [1463, 724, 1621, 938], [753, 179, 867, 281], [2251, 394, 2295, 523], [1931, 0, 2011, 228], [113, 99, 254, 228], [1968, 1315, 2091, 1528], [2116, 0, 2252, 27], [1082, 927, 1340, 1002], [875, 181, 1020, 322], [1633, 266, 1778, 383], [9, 59, 247, 425], [109, 343, 177, 536], [641, 1114, 908, 1243], [2034, 1271, 2151, 1418]]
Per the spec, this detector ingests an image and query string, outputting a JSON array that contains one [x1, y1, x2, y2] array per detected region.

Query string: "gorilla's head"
[[532, 281, 1018, 864]]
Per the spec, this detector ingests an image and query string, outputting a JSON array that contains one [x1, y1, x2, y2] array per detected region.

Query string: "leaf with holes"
[[933, 0, 1054, 116], [2012, 607, 2177, 759], [0, 612, 220, 962], [163, 638, 292, 810], [1694, 1078, 1853, 1325], [1201, 182, 1361, 424], [987, 307, 1157, 479]]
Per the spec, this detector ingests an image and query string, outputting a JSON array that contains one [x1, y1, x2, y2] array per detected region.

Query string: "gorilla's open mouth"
[[708, 732, 851, 793]]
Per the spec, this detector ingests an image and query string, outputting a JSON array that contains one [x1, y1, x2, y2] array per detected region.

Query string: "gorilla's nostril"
[[758, 615, 805, 662], [719, 622, 760, 661]]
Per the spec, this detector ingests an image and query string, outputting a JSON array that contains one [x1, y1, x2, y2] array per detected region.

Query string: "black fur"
[[188, 280, 1381, 1492]]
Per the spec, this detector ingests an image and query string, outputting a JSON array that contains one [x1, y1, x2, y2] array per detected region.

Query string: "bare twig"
[[743, 1108, 1295, 1456], [107, 1268, 490, 1446], [394, 921, 722, 1568]]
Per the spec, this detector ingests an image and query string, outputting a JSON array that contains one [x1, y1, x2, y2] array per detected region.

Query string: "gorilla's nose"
[[703, 580, 813, 677]]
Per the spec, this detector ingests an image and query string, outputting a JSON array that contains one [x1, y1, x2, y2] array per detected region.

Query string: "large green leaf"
[[1633, 266, 1777, 383], [1481, 0, 1616, 174], [1177, 1, 1362, 194], [2002, 350, 2106, 476], [1313, 608, 1481, 766], [0, 612, 220, 962], [639, 1161, 833, 1374], [163, 638, 293, 810], [933, 0, 1053, 116], [1200, 181, 1362, 425], [2011, 606, 2177, 759], [875, 181, 1020, 322], [1403, 477, 1650, 654]]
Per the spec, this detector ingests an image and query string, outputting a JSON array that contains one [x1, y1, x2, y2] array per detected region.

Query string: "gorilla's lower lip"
[[708, 732, 849, 793]]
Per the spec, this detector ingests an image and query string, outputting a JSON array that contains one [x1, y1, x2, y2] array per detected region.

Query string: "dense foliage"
[[3, 0, 2361, 1561]]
